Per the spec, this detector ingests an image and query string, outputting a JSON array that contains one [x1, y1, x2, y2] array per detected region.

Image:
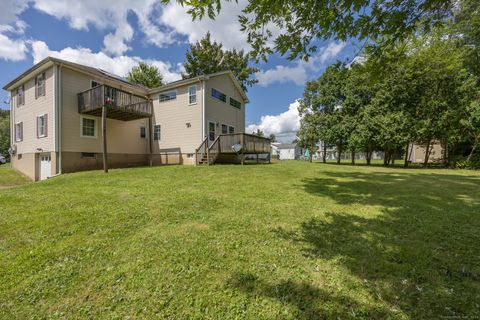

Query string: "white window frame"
[[159, 91, 177, 103], [153, 124, 161, 141], [80, 116, 97, 138], [228, 125, 235, 134], [37, 113, 48, 138], [188, 85, 197, 105], [15, 122, 23, 142], [36, 73, 45, 98], [17, 85, 25, 106], [208, 121, 216, 141]]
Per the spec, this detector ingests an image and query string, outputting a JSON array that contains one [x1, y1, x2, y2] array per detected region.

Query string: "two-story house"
[[4, 57, 269, 181]]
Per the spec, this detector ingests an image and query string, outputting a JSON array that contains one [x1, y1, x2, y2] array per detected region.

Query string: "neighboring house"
[[276, 143, 304, 160], [407, 141, 445, 163], [270, 142, 280, 158], [314, 141, 384, 161], [4, 57, 268, 181]]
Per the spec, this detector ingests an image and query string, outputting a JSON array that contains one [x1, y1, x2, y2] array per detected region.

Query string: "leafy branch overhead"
[[167, 0, 456, 61], [183, 32, 258, 91]]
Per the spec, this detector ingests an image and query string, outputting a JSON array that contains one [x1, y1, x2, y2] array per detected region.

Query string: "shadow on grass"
[[227, 272, 394, 319], [228, 170, 480, 318]]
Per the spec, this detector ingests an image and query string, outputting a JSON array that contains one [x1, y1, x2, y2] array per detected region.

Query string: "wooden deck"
[[196, 133, 271, 165], [77, 85, 152, 121]]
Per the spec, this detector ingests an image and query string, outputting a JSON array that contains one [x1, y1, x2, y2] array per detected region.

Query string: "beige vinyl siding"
[[60, 67, 149, 154], [10, 67, 55, 155], [205, 74, 246, 137], [150, 82, 203, 154]]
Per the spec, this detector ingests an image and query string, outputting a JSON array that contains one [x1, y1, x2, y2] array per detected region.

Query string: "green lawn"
[[0, 164, 29, 189], [1, 162, 479, 319]]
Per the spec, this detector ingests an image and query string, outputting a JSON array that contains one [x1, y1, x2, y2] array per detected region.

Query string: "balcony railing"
[[77, 85, 152, 121]]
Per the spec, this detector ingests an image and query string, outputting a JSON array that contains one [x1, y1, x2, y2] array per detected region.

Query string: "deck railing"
[[218, 133, 271, 154], [196, 133, 271, 165], [77, 85, 152, 119]]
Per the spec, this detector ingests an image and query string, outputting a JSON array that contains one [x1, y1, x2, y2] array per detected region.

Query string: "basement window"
[[186, 153, 194, 158], [81, 152, 96, 159]]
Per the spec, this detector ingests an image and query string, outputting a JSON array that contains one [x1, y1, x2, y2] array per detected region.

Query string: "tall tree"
[[170, 0, 455, 61], [0, 109, 10, 160], [126, 62, 163, 88], [296, 113, 320, 162], [183, 32, 258, 91], [299, 62, 349, 163]]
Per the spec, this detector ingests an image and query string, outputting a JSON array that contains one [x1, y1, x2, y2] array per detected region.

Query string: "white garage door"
[[39, 154, 52, 180]]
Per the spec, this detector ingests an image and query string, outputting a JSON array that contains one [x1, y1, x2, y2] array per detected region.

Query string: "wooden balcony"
[[77, 85, 152, 121]]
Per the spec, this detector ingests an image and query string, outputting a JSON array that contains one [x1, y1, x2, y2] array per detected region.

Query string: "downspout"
[[58, 64, 63, 174], [10, 90, 14, 169], [201, 79, 206, 140], [53, 64, 58, 172]]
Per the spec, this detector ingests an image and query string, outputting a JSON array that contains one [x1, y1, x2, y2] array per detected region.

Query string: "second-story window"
[[188, 85, 197, 105], [212, 88, 226, 103], [16, 86, 25, 106], [35, 73, 46, 98], [229, 98, 241, 109], [37, 114, 48, 138], [159, 91, 176, 102], [15, 122, 23, 142]]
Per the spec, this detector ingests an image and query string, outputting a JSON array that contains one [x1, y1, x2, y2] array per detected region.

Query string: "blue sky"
[[0, 0, 356, 142]]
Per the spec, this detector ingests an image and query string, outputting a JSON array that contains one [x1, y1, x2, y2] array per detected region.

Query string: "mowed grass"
[[0, 162, 479, 319], [0, 164, 29, 189]]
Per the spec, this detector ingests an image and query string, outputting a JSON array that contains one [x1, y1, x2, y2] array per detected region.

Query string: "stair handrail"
[[207, 136, 222, 165], [195, 137, 208, 165]]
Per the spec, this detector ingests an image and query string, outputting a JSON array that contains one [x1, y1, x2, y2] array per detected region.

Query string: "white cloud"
[[159, 0, 250, 50], [31, 41, 182, 83], [247, 100, 300, 143], [32, 0, 177, 55], [319, 41, 346, 64], [0, 33, 27, 61], [256, 63, 309, 87], [256, 42, 346, 87], [0, 0, 28, 25]]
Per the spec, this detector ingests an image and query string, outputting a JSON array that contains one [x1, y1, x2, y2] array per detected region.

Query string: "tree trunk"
[[391, 151, 396, 165], [351, 150, 355, 165], [423, 140, 432, 167], [322, 144, 327, 163], [404, 143, 410, 168], [467, 135, 479, 163], [366, 147, 372, 166], [443, 141, 449, 167], [336, 145, 342, 164]]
